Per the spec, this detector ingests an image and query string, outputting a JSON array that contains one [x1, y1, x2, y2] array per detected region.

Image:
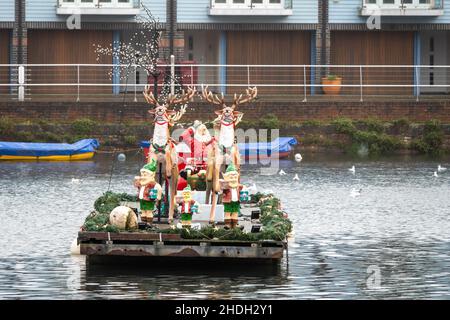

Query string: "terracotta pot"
[[322, 77, 342, 95]]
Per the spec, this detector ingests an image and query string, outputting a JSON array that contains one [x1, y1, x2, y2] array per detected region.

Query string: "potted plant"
[[322, 74, 342, 95]]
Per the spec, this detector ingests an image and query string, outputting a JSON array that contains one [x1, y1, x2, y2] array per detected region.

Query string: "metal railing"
[[57, 0, 140, 9], [361, 0, 444, 10], [0, 63, 449, 102], [209, 0, 293, 10]]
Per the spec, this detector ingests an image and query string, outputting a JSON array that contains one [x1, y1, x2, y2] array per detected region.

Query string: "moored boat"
[[238, 137, 298, 160], [0, 139, 99, 161]]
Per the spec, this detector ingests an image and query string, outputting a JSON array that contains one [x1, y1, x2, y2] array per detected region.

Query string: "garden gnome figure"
[[177, 185, 199, 229], [220, 163, 247, 229], [134, 159, 162, 224]]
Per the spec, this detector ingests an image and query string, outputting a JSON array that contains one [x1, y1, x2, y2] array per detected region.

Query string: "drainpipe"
[[413, 31, 421, 98], [17, 0, 23, 65], [168, 0, 175, 57], [320, 0, 328, 76]]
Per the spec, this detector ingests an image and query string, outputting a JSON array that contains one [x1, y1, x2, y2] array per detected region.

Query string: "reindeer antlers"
[[202, 85, 258, 109], [143, 86, 196, 108], [167, 87, 196, 106], [232, 86, 258, 109], [143, 85, 161, 107], [202, 85, 225, 106], [169, 104, 187, 124]]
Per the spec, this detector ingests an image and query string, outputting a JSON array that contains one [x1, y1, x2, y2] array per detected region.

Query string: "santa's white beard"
[[194, 131, 212, 143]]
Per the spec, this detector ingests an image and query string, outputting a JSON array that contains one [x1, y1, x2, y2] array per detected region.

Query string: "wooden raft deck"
[[78, 207, 287, 265]]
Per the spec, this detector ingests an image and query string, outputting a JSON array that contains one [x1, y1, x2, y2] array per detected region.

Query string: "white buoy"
[[349, 165, 356, 174], [293, 174, 300, 181], [71, 178, 81, 183], [70, 238, 81, 255], [295, 153, 303, 163], [279, 169, 286, 176], [117, 153, 126, 162], [433, 171, 439, 178], [438, 165, 447, 172]]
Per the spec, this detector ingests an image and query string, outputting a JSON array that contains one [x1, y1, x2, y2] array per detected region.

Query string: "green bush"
[[390, 118, 411, 131], [123, 135, 137, 145], [356, 118, 385, 133], [239, 119, 258, 128], [259, 114, 280, 129], [332, 118, 356, 135], [333, 118, 404, 156], [14, 131, 36, 142], [302, 134, 336, 147], [353, 131, 403, 155], [71, 118, 97, 136], [423, 119, 441, 134], [326, 74, 340, 81], [0, 117, 14, 136], [410, 120, 444, 156], [35, 131, 63, 143]]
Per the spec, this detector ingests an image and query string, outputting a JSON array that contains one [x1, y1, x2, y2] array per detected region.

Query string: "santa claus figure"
[[134, 159, 162, 224], [177, 185, 199, 228], [220, 163, 248, 229]]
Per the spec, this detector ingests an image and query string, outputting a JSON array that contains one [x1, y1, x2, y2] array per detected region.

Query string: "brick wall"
[[1, 100, 450, 123]]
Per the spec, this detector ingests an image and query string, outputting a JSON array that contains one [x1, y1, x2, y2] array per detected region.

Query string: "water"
[[1, 154, 449, 299]]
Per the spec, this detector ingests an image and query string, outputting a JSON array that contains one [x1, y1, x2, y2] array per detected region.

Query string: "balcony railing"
[[1, 63, 450, 102], [57, 0, 141, 15], [209, 0, 293, 16], [360, 0, 444, 16]]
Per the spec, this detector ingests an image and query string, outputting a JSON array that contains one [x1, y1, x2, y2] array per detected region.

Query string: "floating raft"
[[79, 231, 286, 265], [0, 139, 99, 161], [79, 206, 287, 265]]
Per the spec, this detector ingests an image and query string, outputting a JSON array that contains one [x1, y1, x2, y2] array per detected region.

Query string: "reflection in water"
[[85, 262, 288, 300], [0, 153, 449, 299]]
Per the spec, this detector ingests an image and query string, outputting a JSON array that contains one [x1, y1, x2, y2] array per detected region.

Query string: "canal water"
[[0, 153, 449, 299]]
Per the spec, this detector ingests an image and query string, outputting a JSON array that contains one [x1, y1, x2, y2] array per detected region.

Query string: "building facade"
[[0, 0, 449, 95], [329, 0, 450, 94]]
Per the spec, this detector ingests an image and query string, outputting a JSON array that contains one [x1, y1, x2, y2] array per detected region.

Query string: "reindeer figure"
[[202, 85, 257, 223], [143, 85, 196, 223]]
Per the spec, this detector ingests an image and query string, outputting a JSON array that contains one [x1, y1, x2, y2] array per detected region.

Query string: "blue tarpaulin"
[[0, 139, 100, 157], [238, 137, 298, 157], [140, 141, 150, 148]]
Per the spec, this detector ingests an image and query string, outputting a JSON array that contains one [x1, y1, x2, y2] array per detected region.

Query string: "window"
[[209, 0, 292, 16], [57, 0, 139, 15], [361, 0, 443, 16], [212, 0, 287, 7], [59, 0, 134, 8]]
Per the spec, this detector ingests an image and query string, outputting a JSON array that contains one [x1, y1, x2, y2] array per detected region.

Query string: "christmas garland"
[[83, 192, 137, 232], [83, 192, 292, 241], [93, 191, 137, 214]]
